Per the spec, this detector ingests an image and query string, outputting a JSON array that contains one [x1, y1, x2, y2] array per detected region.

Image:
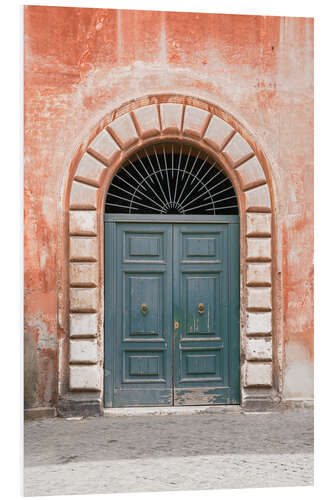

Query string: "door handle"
[[198, 302, 205, 315], [141, 303, 149, 316]]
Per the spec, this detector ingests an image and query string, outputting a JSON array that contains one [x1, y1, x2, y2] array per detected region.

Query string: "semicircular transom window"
[[105, 142, 239, 215]]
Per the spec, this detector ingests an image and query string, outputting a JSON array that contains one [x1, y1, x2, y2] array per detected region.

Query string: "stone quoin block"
[[247, 287, 272, 310], [69, 181, 98, 210], [69, 211, 98, 236], [245, 184, 271, 212], [74, 153, 107, 187], [69, 365, 101, 391], [70, 236, 98, 262], [160, 103, 183, 134], [132, 105, 160, 138], [88, 129, 121, 165], [69, 262, 98, 287], [247, 238, 271, 261], [183, 105, 211, 139], [235, 156, 266, 190], [246, 337, 272, 361], [246, 263, 272, 286], [70, 340, 98, 364], [246, 213, 272, 237], [222, 132, 253, 165], [245, 362, 272, 387], [69, 313, 98, 338], [246, 312, 272, 335], [70, 287, 99, 312], [203, 115, 234, 151], [107, 113, 139, 150]]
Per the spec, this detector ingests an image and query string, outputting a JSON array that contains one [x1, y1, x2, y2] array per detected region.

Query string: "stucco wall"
[[24, 6, 313, 408]]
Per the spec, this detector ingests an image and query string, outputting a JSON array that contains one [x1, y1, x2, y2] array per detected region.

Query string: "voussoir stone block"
[[247, 286, 272, 310], [107, 114, 139, 150], [88, 129, 121, 165], [70, 181, 98, 210], [70, 287, 99, 312], [245, 184, 271, 212], [132, 105, 160, 138], [246, 312, 272, 335], [70, 313, 98, 338], [246, 338, 272, 361], [70, 365, 101, 391], [70, 236, 98, 262], [246, 263, 272, 286], [160, 103, 183, 134], [203, 115, 234, 151], [223, 132, 253, 165], [245, 362, 272, 387], [70, 340, 98, 364], [183, 105, 211, 138], [247, 238, 271, 262], [69, 211, 98, 236], [235, 156, 266, 190], [69, 262, 98, 287], [246, 213, 271, 237], [74, 153, 107, 187]]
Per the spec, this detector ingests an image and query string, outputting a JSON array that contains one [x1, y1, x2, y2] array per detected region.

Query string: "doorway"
[[104, 142, 240, 407], [104, 215, 239, 407]]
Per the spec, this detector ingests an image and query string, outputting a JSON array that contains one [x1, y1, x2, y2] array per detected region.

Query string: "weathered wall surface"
[[24, 6, 313, 408]]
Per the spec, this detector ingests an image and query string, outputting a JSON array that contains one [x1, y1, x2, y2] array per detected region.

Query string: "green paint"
[[104, 216, 240, 407]]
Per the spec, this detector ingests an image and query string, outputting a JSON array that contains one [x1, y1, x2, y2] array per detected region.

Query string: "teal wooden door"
[[104, 215, 239, 407], [173, 223, 240, 405]]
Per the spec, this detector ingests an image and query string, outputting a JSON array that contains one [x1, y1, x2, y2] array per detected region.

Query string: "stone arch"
[[60, 94, 277, 415]]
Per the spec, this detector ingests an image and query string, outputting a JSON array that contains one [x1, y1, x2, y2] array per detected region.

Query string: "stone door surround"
[[59, 94, 277, 416]]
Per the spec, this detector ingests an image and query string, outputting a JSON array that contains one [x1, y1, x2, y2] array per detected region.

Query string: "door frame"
[[104, 213, 240, 407], [59, 96, 278, 417]]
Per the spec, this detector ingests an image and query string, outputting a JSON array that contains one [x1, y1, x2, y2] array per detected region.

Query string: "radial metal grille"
[[105, 142, 238, 215]]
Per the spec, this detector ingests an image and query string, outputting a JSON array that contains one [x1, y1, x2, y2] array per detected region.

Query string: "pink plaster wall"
[[24, 6, 313, 407]]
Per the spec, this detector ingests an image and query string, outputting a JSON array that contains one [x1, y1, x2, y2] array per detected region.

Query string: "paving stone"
[[24, 408, 313, 496]]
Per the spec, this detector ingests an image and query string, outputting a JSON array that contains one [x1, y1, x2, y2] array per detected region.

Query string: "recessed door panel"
[[184, 275, 218, 336], [124, 350, 166, 382], [125, 232, 165, 261], [125, 274, 163, 338], [182, 232, 221, 263]]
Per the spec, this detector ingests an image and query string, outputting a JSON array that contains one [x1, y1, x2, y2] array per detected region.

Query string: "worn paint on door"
[[104, 216, 240, 407]]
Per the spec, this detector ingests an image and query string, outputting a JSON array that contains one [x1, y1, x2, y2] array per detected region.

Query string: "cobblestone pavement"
[[24, 407, 313, 496]]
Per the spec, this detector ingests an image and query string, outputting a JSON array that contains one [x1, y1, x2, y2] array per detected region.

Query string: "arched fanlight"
[[105, 142, 238, 215]]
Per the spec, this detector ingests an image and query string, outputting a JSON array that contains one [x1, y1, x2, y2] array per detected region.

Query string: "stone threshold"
[[103, 405, 243, 417]]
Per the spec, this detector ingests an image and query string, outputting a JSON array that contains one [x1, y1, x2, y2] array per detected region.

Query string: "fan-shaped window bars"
[[105, 142, 239, 215]]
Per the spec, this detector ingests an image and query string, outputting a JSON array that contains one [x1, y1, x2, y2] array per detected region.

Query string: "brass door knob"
[[198, 302, 205, 315], [141, 303, 149, 316]]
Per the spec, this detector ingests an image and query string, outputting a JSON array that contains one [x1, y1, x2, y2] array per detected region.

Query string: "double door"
[[104, 215, 240, 407]]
